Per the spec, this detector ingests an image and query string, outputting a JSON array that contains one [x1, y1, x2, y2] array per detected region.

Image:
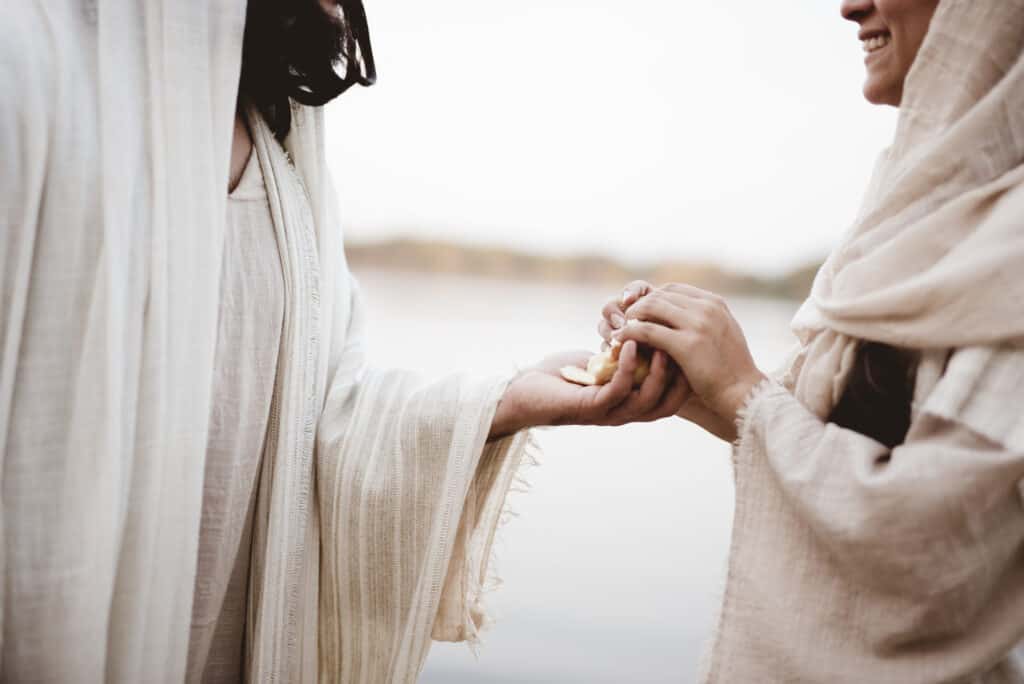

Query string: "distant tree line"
[[345, 238, 822, 301]]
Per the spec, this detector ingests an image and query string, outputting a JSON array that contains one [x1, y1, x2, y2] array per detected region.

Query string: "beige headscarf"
[[789, 0, 1024, 417]]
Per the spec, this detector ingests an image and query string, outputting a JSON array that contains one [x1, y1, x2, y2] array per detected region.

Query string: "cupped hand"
[[489, 341, 691, 439], [607, 283, 766, 424]]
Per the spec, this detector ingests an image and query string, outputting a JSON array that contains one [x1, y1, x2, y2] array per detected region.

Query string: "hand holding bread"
[[560, 340, 651, 387]]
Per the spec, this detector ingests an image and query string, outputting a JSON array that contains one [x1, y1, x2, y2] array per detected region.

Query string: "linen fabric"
[[704, 351, 1024, 683], [1, 3, 531, 682], [245, 107, 532, 681], [704, 1, 1024, 681], [1, 3, 245, 681], [188, 148, 284, 682]]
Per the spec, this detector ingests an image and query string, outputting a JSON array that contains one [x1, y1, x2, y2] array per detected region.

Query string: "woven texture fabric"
[[1, 3, 245, 681]]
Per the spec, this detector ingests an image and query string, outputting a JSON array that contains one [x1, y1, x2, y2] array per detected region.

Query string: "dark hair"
[[828, 342, 920, 449], [240, 0, 376, 141]]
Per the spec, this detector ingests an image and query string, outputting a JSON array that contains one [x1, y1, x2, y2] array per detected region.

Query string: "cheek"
[[877, 0, 939, 51], [875, 0, 939, 87]]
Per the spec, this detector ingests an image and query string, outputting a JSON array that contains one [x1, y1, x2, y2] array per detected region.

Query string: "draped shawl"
[[1, 3, 530, 682], [789, 0, 1024, 415]]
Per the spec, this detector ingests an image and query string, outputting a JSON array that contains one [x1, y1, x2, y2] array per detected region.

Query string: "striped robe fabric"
[[1, 4, 531, 681]]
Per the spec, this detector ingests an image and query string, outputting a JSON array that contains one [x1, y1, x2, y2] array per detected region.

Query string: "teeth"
[[862, 34, 891, 53]]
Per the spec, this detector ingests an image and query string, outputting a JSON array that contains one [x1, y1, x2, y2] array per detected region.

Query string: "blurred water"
[[351, 268, 800, 684]]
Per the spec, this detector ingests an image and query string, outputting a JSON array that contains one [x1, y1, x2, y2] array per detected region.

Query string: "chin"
[[863, 78, 902, 107]]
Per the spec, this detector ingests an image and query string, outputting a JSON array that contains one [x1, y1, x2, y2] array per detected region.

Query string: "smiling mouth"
[[862, 33, 892, 54]]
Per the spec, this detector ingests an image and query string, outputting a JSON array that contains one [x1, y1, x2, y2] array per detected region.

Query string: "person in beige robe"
[[601, 0, 1024, 681], [0, 1, 689, 682]]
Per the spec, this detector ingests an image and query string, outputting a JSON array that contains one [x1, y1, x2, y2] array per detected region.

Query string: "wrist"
[[489, 370, 540, 439], [677, 394, 739, 443], [718, 369, 768, 425]]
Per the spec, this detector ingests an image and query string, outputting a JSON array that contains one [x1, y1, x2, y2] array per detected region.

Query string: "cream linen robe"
[[702, 1, 1024, 681], [1, 3, 531, 682]]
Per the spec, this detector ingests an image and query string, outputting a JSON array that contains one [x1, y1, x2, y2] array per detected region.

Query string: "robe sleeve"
[[431, 431, 535, 643], [741, 376, 1024, 615], [705, 346, 1024, 683], [314, 275, 534, 681]]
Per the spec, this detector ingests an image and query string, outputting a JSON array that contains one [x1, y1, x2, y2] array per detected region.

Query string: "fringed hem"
[[464, 429, 541, 655], [732, 377, 785, 451]]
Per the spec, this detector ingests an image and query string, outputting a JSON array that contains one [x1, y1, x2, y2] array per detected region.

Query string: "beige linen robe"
[[1, 3, 531, 682], [704, 349, 1024, 683], [703, 1, 1024, 680]]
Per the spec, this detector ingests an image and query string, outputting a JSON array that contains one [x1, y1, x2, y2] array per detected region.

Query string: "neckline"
[[228, 145, 266, 201]]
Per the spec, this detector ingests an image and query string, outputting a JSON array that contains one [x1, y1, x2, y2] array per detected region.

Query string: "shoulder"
[[920, 345, 1024, 451]]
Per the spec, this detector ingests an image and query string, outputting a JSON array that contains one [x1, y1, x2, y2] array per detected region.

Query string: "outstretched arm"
[[488, 341, 691, 440]]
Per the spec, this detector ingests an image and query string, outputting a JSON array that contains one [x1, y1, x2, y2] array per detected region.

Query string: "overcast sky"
[[325, 0, 899, 276]]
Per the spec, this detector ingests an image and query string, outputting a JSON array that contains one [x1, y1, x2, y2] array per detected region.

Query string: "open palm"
[[506, 342, 691, 431]]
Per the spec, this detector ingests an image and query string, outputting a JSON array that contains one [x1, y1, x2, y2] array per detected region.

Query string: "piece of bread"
[[560, 341, 651, 387]]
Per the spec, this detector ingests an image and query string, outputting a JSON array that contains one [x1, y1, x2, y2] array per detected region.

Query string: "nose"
[[840, 0, 874, 23]]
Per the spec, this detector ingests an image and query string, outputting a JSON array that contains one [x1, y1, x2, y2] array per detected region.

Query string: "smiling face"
[[840, 0, 941, 106]]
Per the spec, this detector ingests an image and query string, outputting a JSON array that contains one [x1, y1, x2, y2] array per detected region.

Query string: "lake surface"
[[351, 268, 800, 684]]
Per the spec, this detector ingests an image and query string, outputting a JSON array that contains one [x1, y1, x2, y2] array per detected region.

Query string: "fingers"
[[600, 281, 653, 343], [600, 297, 627, 334], [628, 285, 726, 312], [633, 350, 670, 412], [623, 292, 687, 329], [612, 319, 680, 353], [624, 288, 730, 340], [639, 363, 691, 422], [620, 280, 653, 309], [661, 282, 723, 305], [592, 340, 638, 411], [604, 349, 669, 424]]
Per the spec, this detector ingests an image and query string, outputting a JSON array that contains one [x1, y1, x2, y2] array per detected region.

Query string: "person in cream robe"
[[0, 1, 688, 682]]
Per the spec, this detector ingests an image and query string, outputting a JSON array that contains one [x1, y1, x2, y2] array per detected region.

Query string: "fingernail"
[[610, 313, 625, 329], [620, 290, 631, 305]]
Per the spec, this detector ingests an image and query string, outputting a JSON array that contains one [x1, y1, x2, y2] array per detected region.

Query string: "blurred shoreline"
[[345, 238, 821, 301]]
